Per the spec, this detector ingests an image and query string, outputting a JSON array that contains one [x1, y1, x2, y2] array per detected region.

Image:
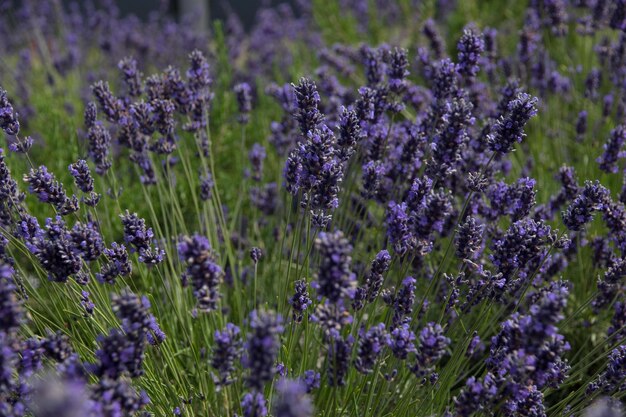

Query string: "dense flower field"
[[2, 0, 626, 416]]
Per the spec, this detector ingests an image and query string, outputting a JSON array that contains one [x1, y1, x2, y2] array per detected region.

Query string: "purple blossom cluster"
[[3, 1, 626, 416]]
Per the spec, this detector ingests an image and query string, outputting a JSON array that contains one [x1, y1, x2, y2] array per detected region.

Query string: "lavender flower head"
[[457, 28, 485, 78], [97, 242, 132, 285], [85, 103, 112, 175], [200, 172, 214, 201], [0, 87, 20, 135], [387, 47, 410, 92], [244, 310, 284, 391], [364, 249, 391, 302], [27, 216, 81, 283], [212, 323, 243, 387], [68, 160, 94, 193], [118, 57, 143, 98], [392, 276, 416, 326], [355, 323, 387, 374], [250, 247, 263, 264], [455, 217, 484, 260], [314, 230, 356, 303], [289, 279, 312, 323], [387, 323, 417, 360], [249, 143, 266, 182], [597, 125, 626, 173], [562, 181, 610, 231], [487, 92, 538, 153], [0, 263, 22, 333], [23, 165, 74, 213], [241, 391, 267, 417], [234, 82, 253, 124], [327, 334, 353, 386], [293, 78, 323, 136], [120, 211, 165, 265], [411, 322, 450, 378], [177, 234, 223, 312], [273, 379, 314, 417]]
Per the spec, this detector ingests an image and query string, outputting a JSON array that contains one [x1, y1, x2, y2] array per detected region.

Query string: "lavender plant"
[[0, 0, 625, 416]]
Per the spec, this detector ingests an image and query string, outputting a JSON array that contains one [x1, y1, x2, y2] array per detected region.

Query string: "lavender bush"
[[1, 0, 626, 416]]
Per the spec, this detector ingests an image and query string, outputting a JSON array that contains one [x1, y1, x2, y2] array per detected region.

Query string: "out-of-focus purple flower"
[[85, 103, 112, 175], [118, 57, 143, 98], [583, 398, 624, 417], [27, 376, 94, 417], [585, 68, 602, 99], [249, 144, 266, 182], [250, 182, 278, 215], [412, 322, 450, 377], [0, 263, 21, 333], [187, 49, 212, 96], [314, 230, 356, 303], [387, 47, 410, 93], [234, 82, 253, 124], [250, 247, 262, 264], [327, 334, 353, 386], [273, 379, 313, 417], [177, 234, 223, 312], [423, 19, 445, 59], [361, 160, 385, 201], [454, 373, 498, 417], [604, 94, 614, 118], [457, 28, 485, 78], [432, 59, 458, 100], [243, 310, 284, 391], [200, 172, 214, 201], [241, 391, 267, 417], [361, 45, 384, 86], [576, 111, 588, 141], [387, 323, 417, 360], [597, 125, 626, 173], [487, 92, 538, 153], [8, 135, 33, 154], [302, 370, 320, 393], [91, 81, 123, 123], [355, 323, 386, 374], [212, 323, 243, 387], [0, 87, 20, 135]]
